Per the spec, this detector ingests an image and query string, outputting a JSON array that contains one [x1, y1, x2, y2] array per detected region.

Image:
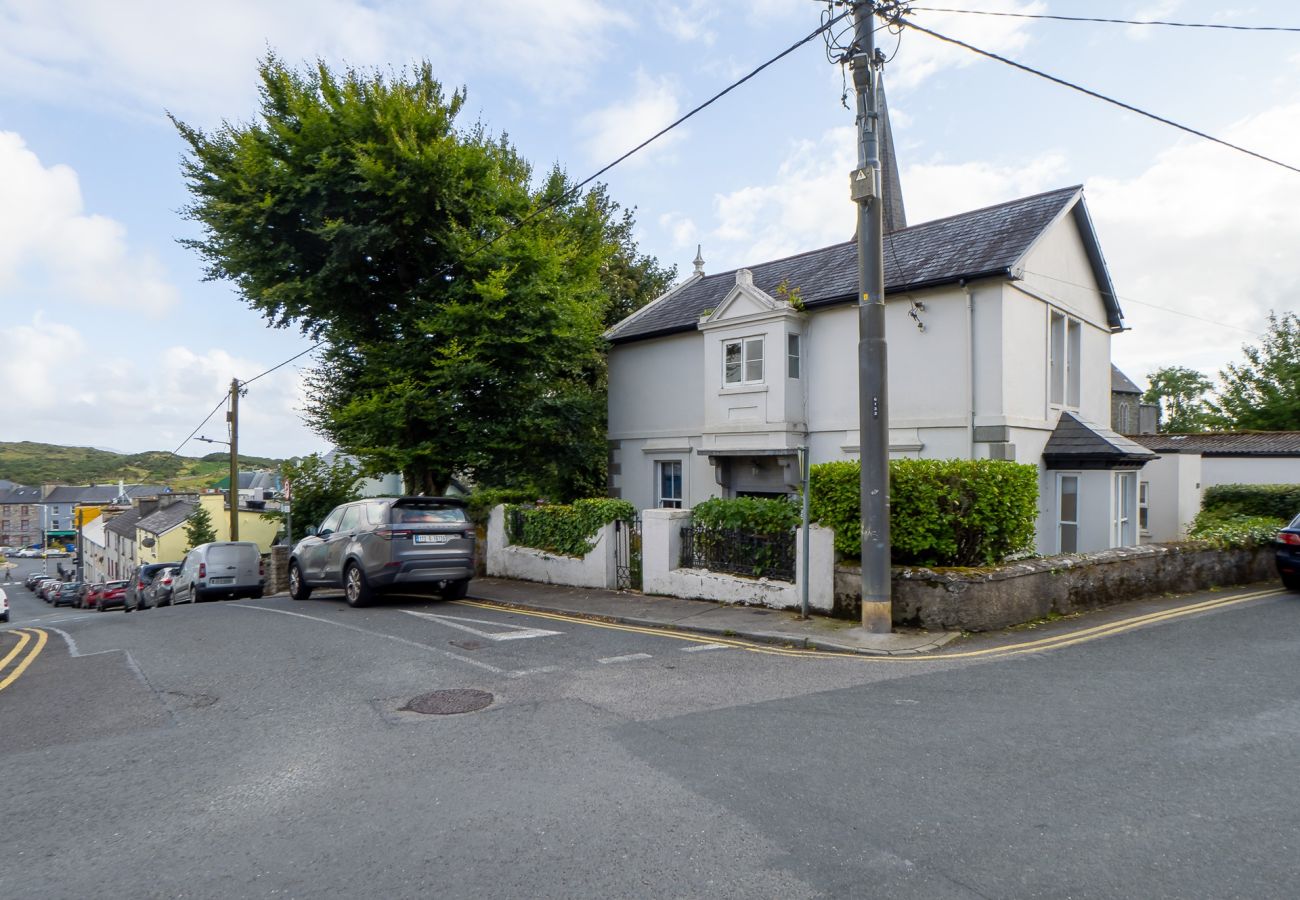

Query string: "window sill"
[[718, 384, 769, 396]]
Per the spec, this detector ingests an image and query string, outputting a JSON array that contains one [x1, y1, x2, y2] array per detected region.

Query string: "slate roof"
[[608, 185, 1121, 344], [103, 508, 143, 539], [1111, 365, 1141, 395], [0, 485, 41, 504], [42, 484, 167, 504], [138, 499, 199, 536], [1042, 412, 1156, 469], [1132, 432, 1300, 457]]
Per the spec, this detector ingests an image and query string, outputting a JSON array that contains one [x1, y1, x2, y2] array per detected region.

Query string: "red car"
[[77, 583, 104, 609], [95, 581, 129, 611]]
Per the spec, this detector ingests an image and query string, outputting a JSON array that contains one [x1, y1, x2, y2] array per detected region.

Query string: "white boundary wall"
[[486, 505, 619, 589], [641, 508, 836, 611]]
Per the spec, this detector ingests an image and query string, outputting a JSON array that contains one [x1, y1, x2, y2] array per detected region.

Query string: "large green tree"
[[1143, 365, 1215, 433], [173, 57, 671, 500], [1211, 311, 1300, 431]]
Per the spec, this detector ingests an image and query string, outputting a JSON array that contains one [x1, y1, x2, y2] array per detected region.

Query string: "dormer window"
[[724, 337, 764, 386]]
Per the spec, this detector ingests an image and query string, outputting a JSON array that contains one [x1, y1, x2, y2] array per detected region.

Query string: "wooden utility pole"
[[228, 378, 240, 541]]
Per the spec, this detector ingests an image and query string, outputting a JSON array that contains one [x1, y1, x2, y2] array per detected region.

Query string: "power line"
[[433, 8, 851, 280], [909, 7, 1300, 33], [894, 17, 1300, 176], [239, 340, 324, 388], [170, 395, 230, 458]]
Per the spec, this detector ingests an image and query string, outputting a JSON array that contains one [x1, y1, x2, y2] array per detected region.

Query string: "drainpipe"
[[962, 279, 976, 457]]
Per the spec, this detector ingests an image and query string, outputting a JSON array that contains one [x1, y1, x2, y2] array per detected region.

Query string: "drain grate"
[[402, 689, 493, 715]]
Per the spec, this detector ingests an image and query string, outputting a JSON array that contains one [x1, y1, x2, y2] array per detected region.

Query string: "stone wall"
[[267, 545, 290, 595], [835, 543, 1278, 632]]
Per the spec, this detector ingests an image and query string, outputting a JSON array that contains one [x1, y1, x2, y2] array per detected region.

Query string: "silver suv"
[[288, 496, 475, 607]]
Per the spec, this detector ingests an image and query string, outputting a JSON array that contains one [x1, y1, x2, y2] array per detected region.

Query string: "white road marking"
[[402, 610, 562, 642], [230, 604, 506, 674], [508, 666, 561, 678], [597, 653, 652, 665], [682, 642, 731, 653]]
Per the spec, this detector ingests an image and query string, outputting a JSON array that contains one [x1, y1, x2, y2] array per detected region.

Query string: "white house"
[[605, 183, 1154, 557]]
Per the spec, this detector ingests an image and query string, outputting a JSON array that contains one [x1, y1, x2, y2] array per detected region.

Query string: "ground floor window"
[[656, 460, 683, 508], [1115, 471, 1136, 546], [1057, 473, 1079, 553], [1138, 480, 1150, 533]]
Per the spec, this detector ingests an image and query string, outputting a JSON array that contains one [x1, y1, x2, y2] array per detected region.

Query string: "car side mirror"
[[306, 526, 318, 537]]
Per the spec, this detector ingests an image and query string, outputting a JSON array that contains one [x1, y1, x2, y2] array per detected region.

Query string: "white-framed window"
[[1114, 471, 1136, 546], [1057, 473, 1079, 553], [1049, 311, 1082, 408], [1138, 480, 1150, 533], [723, 336, 764, 386], [656, 460, 683, 508], [787, 333, 801, 379]]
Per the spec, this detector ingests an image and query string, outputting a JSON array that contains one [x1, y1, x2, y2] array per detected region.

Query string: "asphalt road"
[[3, 557, 1299, 899]]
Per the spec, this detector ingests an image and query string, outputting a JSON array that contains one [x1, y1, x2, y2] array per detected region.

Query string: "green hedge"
[[1202, 483, 1300, 521], [809, 458, 1039, 566], [690, 496, 799, 534], [465, 487, 539, 525], [508, 498, 636, 557], [1187, 511, 1285, 549]]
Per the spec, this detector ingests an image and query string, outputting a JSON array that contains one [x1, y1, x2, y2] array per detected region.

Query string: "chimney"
[[136, 497, 161, 518]]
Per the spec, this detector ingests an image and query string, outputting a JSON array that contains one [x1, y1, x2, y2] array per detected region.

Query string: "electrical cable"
[[894, 18, 1300, 176], [908, 7, 1300, 33], [433, 8, 851, 280], [239, 340, 325, 388]]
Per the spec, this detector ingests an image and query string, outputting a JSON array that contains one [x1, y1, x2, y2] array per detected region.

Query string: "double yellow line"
[[0, 628, 48, 691], [456, 586, 1285, 661]]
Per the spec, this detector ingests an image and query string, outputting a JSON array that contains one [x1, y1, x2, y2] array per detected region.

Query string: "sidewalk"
[[464, 577, 960, 656]]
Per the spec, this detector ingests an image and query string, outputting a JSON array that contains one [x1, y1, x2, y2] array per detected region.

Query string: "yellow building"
[[134, 493, 281, 566]]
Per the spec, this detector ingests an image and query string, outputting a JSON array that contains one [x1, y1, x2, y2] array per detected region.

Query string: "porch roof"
[[1042, 412, 1156, 470]]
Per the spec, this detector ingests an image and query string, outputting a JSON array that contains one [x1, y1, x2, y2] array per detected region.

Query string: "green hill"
[[0, 442, 283, 492]]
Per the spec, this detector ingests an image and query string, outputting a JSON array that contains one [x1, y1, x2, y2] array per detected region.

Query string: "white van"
[[172, 542, 265, 603]]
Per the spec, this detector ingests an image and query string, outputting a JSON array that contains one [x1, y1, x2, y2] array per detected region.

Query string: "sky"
[[1, 0, 1298, 462]]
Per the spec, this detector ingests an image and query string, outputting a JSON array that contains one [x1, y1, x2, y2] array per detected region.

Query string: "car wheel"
[[343, 563, 371, 608], [1282, 572, 1300, 592], [288, 563, 312, 601], [441, 579, 470, 601]]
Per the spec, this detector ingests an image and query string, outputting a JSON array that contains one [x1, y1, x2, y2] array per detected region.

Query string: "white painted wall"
[[1141, 453, 1203, 542], [485, 506, 619, 589], [1202, 457, 1300, 487], [641, 508, 835, 611]]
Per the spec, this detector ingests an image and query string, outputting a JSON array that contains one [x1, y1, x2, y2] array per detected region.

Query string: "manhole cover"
[[402, 689, 494, 715]]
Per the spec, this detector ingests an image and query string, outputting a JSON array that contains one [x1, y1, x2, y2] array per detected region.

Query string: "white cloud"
[[656, 2, 718, 44], [581, 71, 685, 166], [0, 132, 178, 315], [894, 0, 1046, 91], [902, 153, 1070, 223], [0, 313, 327, 459], [1094, 102, 1300, 382], [658, 212, 699, 250], [1125, 2, 1183, 41], [707, 127, 857, 266], [0, 0, 631, 124]]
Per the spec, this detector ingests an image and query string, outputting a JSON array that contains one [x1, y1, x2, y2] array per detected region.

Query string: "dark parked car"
[[51, 581, 82, 607], [96, 581, 129, 611], [1276, 514, 1300, 592], [125, 562, 180, 612], [143, 566, 180, 607], [289, 496, 475, 607]]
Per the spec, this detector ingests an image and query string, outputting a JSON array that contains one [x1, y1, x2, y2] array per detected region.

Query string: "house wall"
[[1201, 456, 1300, 488], [1140, 453, 1202, 542]]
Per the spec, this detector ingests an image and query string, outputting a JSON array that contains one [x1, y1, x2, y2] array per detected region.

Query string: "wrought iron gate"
[[614, 515, 642, 591]]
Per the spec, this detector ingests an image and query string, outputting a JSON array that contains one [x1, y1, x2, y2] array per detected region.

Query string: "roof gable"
[[607, 185, 1118, 345]]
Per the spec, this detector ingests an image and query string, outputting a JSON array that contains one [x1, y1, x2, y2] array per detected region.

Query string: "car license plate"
[[414, 534, 453, 544], [208, 576, 234, 585]]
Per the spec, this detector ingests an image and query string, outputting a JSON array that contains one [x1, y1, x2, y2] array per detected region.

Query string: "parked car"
[[125, 562, 180, 611], [288, 496, 475, 607], [25, 572, 45, 590], [51, 581, 82, 608], [96, 581, 129, 611], [1, 587, 9, 623], [1276, 514, 1300, 592], [37, 579, 59, 601], [171, 543, 264, 604], [77, 583, 104, 609], [143, 566, 179, 607]]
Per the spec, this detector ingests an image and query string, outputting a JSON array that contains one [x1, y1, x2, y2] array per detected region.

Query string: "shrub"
[[1201, 483, 1300, 521], [810, 458, 1038, 566], [465, 487, 539, 525], [690, 496, 800, 534], [508, 498, 636, 557], [1187, 511, 1284, 549]]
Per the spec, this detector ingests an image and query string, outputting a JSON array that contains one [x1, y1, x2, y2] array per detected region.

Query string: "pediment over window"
[[697, 268, 800, 330]]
